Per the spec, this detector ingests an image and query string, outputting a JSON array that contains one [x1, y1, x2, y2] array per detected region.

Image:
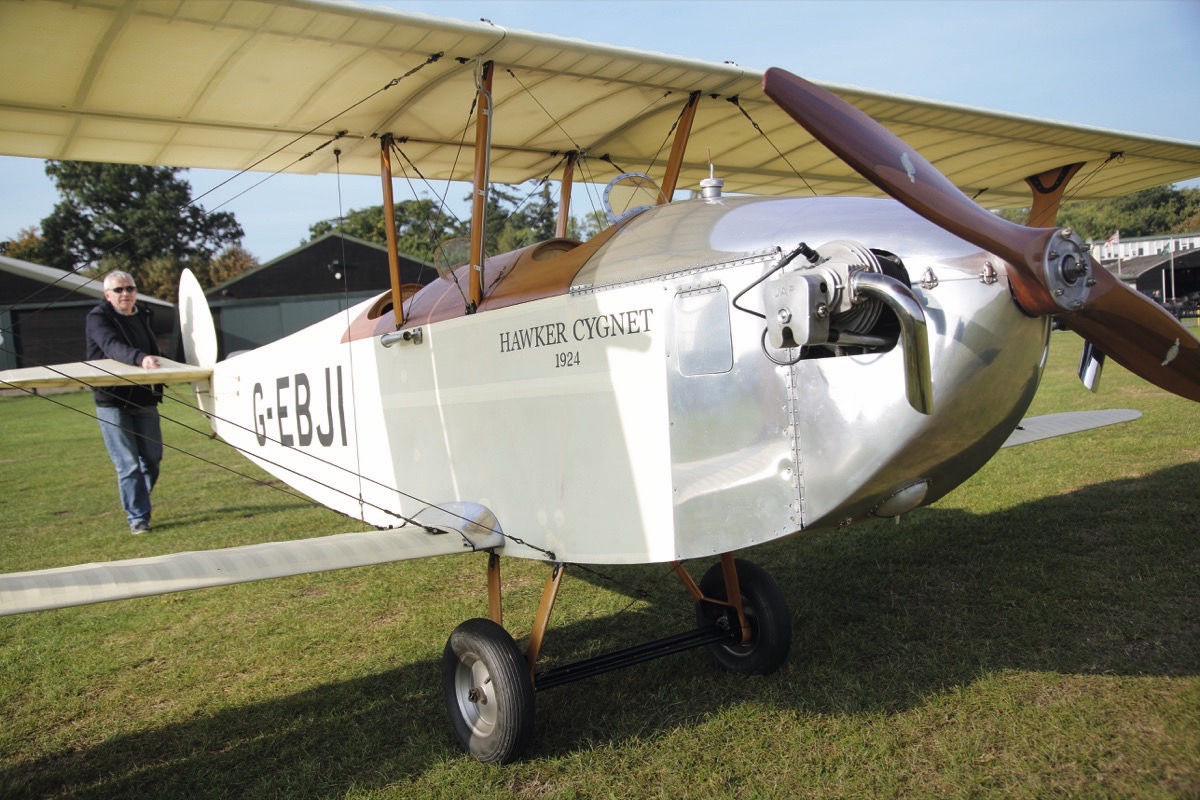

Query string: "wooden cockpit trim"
[[339, 284, 423, 344]]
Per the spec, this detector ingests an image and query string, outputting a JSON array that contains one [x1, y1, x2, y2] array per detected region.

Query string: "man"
[[85, 270, 164, 534]]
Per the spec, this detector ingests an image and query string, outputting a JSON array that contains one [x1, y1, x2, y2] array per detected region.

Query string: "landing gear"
[[441, 618, 535, 764], [695, 558, 792, 675], [442, 553, 791, 762]]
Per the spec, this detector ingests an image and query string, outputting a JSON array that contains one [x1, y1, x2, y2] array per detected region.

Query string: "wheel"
[[442, 618, 535, 763], [695, 558, 792, 675]]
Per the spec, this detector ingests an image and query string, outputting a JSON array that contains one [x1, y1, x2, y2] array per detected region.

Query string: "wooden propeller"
[[762, 67, 1200, 402]]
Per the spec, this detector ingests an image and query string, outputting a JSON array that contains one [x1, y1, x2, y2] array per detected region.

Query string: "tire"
[[442, 618, 535, 763], [695, 559, 792, 675]]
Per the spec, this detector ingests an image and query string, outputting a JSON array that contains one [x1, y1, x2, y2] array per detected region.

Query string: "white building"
[[1088, 231, 1200, 263]]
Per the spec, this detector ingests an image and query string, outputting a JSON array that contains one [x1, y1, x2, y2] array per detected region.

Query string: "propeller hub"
[[1042, 230, 1092, 311]]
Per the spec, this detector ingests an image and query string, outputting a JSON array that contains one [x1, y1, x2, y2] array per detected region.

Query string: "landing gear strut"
[[439, 552, 791, 762]]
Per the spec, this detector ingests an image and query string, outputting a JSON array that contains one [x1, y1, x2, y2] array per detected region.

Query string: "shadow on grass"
[[5, 462, 1197, 797], [150, 502, 328, 529]]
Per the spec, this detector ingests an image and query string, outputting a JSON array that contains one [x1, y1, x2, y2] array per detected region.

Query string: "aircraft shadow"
[[3, 462, 1196, 797]]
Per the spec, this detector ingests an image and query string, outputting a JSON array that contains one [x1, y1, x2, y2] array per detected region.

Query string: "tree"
[[307, 198, 465, 262], [568, 211, 610, 241], [997, 185, 1200, 240], [0, 226, 46, 263], [502, 183, 559, 248], [480, 184, 521, 254], [37, 161, 244, 284], [204, 244, 260, 287]]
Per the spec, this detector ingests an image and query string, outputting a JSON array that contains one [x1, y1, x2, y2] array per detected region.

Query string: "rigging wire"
[[0, 51, 536, 543], [1, 49, 445, 330], [388, 141, 470, 307], [0, 346, 559, 560], [502, 68, 587, 153], [3, 56, 822, 584], [5, 369, 699, 622], [0, 133, 350, 367], [332, 148, 369, 523], [1, 383, 319, 508], [726, 95, 819, 197]]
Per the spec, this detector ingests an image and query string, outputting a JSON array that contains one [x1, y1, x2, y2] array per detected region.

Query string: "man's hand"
[[141, 355, 161, 369]]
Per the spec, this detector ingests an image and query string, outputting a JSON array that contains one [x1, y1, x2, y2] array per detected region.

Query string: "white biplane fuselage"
[[212, 194, 1048, 564]]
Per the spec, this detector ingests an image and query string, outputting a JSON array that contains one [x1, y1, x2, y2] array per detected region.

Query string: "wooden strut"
[[659, 91, 701, 202], [555, 152, 578, 239], [515, 557, 753, 692], [487, 551, 502, 626], [526, 563, 565, 681], [672, 554, 751, 645], [1024, 162, 1085, 229], [468, 60, 495, 310], [379, 134, 406, 327], [718, 553, 751, 645]]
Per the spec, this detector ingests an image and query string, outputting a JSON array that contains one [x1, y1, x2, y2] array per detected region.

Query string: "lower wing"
[[0, 358, 212, 391]]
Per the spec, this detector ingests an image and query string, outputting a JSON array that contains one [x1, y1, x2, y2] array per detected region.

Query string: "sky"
[[1, 0, 1198, 261]]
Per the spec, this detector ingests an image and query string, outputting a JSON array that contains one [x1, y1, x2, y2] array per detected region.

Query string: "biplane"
[[1, 0, 1199, 763]]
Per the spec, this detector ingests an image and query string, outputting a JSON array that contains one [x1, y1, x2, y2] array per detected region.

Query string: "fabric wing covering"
[[1, 0, 1199, 206]]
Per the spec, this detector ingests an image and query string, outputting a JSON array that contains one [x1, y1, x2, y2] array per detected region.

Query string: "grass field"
[[1, 327, 1198, 799]]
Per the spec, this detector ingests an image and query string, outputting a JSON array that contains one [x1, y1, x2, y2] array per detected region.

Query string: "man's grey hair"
[[102, 270, 136, 291]]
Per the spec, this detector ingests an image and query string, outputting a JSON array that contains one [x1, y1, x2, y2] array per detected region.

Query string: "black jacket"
[[85, 301, 163, 408]]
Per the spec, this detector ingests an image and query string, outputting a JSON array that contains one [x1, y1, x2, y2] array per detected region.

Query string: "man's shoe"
[[130, 522, 151, 534]]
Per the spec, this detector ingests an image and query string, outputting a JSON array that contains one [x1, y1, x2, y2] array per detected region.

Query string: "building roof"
[[1, 254, 172, 307], [207, 232, 435, 300], [1100, 249, 1200, 284]]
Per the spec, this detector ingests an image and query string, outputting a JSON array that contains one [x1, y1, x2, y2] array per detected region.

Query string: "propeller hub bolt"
[[1060, 254, 1087, 285]]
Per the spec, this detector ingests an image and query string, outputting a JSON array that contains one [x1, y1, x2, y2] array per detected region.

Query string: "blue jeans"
[[96, 405, 163, 528]]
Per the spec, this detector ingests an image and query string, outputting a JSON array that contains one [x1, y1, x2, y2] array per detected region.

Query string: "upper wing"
[[0, 357, 211, 391], [2, 0, 1198, 206]]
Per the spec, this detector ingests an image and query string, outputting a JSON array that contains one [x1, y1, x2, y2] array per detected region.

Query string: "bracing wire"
[[332, 148, 369, 524], [726, 95, 818, 197], [0, 345, 558, 559], [388, 140, 470, 307], [5, 54, 782, 576], [1, 50, 444, 326]]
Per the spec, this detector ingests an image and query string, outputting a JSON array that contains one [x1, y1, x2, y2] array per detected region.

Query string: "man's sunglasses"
[[109, 286, 137, 294]]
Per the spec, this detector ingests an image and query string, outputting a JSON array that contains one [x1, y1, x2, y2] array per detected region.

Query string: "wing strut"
[[468, 60, 495, 310], [555, 151, 578, 238], [660, 91, 701, 200], [1025, 162, 1084, 228], [379, 133, 406, 328]]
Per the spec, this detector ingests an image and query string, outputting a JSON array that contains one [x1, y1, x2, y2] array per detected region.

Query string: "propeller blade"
[[762, 67, 1200, 402], [761, 67, 1058, 313], [1061, 267, 1200, 401]]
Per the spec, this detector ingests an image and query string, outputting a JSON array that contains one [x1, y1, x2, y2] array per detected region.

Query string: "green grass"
[[2, 325, 1198, 799]]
